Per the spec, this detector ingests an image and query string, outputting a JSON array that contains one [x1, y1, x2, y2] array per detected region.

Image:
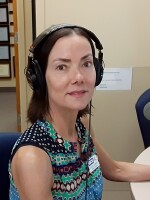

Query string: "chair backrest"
[[135, 89, 150, 148], [0, 132, 20, 200]]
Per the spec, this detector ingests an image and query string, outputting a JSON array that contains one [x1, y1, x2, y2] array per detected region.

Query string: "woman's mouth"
[[68, 90, 87, 97]]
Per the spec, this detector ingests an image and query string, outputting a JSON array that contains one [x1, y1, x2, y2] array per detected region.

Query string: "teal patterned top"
[[9, 119, 103, 199]]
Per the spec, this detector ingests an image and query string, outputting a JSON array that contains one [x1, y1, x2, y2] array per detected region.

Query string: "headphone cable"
[[85, 100, 92, 199]]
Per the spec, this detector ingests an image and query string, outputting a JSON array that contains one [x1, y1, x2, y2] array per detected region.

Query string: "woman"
[[9, 24, 150, 200]]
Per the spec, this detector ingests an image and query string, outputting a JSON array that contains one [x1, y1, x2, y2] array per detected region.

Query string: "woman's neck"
[[46, 107, 78, 141]]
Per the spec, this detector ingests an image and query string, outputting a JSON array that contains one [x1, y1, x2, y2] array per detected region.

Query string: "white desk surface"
[[130, 147, 150, 200]]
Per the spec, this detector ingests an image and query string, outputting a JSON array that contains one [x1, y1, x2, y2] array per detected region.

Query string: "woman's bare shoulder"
[[11, 145, 53, 199]]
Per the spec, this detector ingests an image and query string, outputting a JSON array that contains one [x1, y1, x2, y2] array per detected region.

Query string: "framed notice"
[[0, 0, 8, 3], [0, 62, 11, 78], [0, 44, 10, 61], [0, 25, 9, 42], [0, 6, 9, 24]]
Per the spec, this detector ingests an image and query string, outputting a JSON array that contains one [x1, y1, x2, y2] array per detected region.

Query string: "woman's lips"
[[68, 90, 87, 97]]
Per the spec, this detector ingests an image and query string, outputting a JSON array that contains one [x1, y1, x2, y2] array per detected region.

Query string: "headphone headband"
[[30, 23, 103, 54]]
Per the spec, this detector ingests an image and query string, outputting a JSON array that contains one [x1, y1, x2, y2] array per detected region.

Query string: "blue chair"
[[135, 89, 150, 148], [0, 132, 20, 200]]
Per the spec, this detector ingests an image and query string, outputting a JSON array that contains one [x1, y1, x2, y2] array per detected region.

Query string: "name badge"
[[88, 154, 100, 173]]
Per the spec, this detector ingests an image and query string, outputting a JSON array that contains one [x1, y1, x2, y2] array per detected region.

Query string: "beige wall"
[[36, 0, 150, 67], [20, 0, 150, 199]]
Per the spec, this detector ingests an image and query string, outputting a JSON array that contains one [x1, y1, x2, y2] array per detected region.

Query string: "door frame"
[[15, 0, 32, 131], [12, 0, 21, 131]]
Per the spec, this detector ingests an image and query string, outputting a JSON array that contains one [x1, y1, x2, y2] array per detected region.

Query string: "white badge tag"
[[88, 154, 100, 173]]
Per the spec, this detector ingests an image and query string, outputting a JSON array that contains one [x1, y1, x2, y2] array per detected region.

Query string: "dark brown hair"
[[27, 27, 95, 123]]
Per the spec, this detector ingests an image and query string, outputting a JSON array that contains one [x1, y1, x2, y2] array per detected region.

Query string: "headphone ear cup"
[[26, 67, 37, 90], [94, 57, 104, 86], [26, 57, 46, 95]]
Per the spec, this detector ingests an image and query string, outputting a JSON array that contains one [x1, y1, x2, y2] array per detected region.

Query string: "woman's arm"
[[11, 146, 54, 200], [81, 116, 150, 182]]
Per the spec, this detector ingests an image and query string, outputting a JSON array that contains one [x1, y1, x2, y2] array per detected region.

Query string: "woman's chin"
[[71, 104, 88, 112]]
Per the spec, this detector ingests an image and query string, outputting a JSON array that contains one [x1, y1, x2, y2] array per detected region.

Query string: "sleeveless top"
[[9, 119, 103, 200]]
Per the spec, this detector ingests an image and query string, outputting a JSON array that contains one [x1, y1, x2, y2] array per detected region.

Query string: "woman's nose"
[[71, 67, 84, 84]]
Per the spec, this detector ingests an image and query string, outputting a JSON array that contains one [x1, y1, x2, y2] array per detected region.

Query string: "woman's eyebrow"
[[53, 53, 93, 63], [80, 53, 93, 61], [53, 58, 71, 63]]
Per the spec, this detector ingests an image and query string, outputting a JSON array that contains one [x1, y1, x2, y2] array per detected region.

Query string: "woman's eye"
[[83, 61, 93, 68], [57, 65, 66, 70]]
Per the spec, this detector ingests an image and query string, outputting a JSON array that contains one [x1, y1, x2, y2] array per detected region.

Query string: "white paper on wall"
[[96, 68, 132, 91]]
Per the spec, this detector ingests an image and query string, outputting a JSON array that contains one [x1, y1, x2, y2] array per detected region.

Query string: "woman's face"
[[45, 34, 96, 114]]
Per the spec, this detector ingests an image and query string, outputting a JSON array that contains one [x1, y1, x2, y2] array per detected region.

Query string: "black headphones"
[[25, 24, 104, 95]]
